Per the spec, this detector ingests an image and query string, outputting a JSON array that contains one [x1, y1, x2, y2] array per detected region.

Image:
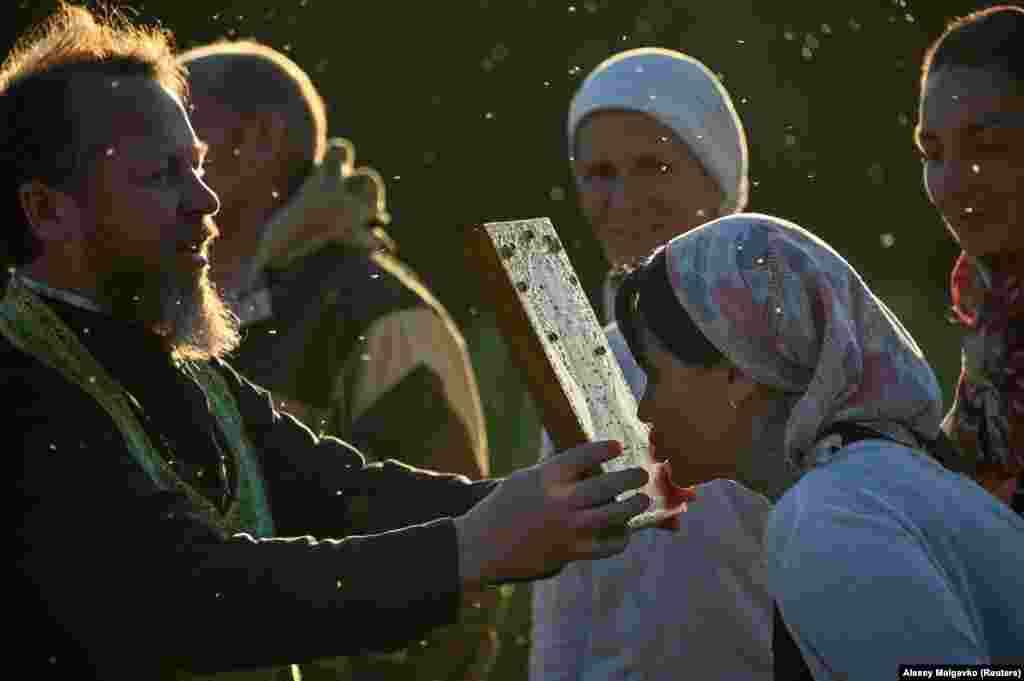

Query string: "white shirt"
[[767, 439, 1024, 679], [530, 321, 774, 680]]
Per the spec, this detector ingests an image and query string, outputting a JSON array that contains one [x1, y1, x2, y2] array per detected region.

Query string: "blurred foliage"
[[4, 1, 995, 678]]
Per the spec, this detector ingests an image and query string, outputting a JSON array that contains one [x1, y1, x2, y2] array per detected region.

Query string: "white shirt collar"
[[14, 273, 109, 315]]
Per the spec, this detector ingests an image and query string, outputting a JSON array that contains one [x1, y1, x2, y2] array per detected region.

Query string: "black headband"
[[615, 249, 723, 370]]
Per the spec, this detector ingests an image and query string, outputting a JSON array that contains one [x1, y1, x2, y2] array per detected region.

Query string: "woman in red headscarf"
[[915, 5, 1022, 511]]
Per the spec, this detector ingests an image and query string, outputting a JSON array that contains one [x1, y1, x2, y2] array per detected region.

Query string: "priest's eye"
[[150, 161, 177, 182], [580, 163, 616, 182]]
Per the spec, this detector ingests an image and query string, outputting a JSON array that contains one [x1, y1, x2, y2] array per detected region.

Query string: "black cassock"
[[10, 293, 497, 680]]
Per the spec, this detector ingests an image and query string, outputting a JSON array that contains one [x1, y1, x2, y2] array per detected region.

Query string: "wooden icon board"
[[465, 217, 676, 529]]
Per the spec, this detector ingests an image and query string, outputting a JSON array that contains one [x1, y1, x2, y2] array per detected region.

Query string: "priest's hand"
[[453, 440, 650, 590]]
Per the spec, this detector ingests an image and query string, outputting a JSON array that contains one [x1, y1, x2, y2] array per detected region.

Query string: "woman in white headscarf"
[[530, 48, 772, 681]]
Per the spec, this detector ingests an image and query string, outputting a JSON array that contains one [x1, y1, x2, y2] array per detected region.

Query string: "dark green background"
[[4, 1, 993, 677]]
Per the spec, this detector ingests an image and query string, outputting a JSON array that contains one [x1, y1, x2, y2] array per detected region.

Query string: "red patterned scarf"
[[948, 250, 1022, 501]]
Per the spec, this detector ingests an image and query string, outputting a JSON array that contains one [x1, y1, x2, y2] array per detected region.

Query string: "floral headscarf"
[[662, 213, 945, 470], [947, 250, 1023, 486]]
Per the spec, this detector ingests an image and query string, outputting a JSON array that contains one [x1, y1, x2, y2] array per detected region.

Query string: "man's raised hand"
[[253, 137, 391, 273], [453, 440, 650, 590]]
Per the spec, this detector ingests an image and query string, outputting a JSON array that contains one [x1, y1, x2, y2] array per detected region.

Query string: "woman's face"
[[573, 110, 726, 268], [635, 324, 748, 487], [917, 67, 1024, 258]]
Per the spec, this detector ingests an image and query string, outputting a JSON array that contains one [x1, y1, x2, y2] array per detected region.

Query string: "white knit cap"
[[568, 47, 749, 213]]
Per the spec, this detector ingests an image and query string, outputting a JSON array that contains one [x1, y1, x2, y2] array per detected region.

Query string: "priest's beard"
[[88, 235, 240, 362]]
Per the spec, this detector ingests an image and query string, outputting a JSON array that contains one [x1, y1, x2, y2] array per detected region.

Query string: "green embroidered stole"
[[1, 276, 298, 680], [0, 275, 274, 537]]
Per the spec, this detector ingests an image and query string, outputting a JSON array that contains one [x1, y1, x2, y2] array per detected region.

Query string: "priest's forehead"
[[70, 74, 200, 161]]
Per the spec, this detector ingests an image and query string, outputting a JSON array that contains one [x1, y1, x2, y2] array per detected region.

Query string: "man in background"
[[180, 40, 500, 680]]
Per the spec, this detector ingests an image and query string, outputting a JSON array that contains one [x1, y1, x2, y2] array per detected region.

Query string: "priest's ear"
[[18, 180, 83, 245]]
